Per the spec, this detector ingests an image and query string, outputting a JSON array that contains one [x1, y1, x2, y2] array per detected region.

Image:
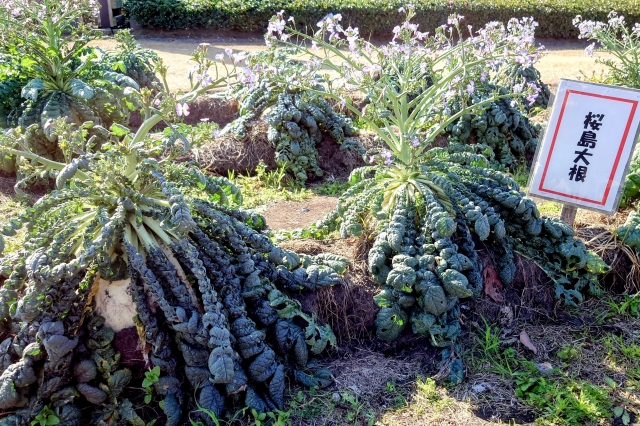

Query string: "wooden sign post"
[[528, 79, 640, 223], [559, 205, 578, 227]]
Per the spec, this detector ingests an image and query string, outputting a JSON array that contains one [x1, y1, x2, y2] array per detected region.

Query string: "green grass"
[[537, 200, 563, 216], [287, 387, 378, 426], [310, 178, 351, 197], [461, 310, 640, 426], [512, 163, 531, 189], [603, 293, 640, 319], [228, 162, 312, 209], [0, 195, 26, 255], [515, 375, 612, 425], [414, 378, 455, 414], [603, 334, 640, 368]]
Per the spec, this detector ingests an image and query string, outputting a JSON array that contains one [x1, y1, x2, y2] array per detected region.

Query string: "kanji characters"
[[577, 130, 597, 148], [573, 148, 593, 165], [568, 165, 587, 182], [568, 112, 605, 182], [584, 112, 604, 131]]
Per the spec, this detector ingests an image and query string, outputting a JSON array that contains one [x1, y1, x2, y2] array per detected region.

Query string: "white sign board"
[[528, 79, 640, 214]]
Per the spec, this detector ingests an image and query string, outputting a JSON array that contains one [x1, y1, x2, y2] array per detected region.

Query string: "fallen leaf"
[[483, 266, 503, 302], [520, 330, 537, 354]]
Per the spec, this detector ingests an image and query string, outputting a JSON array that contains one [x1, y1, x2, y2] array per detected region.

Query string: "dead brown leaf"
[[483, 266, 504, 302], [519, 330, 538, 354]]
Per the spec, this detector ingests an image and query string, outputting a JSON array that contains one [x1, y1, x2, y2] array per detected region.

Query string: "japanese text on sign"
[[567, 112, 604, 182], [528, 79, 640, 215]]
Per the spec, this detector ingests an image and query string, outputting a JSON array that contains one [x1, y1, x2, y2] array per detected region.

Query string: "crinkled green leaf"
[[268, 364, 285, 409], [73, 359, 97, 383], [69, 78, 94, 99], [21, 78, 44, 100], [375, 305, 408, 341], [294, 367, 333, 388], [419, 284, 448, 316], [248, 348, 278, 382], [107, 369, 131, 399], [76, 383, 107, 404], [440, 269, 473, 298]]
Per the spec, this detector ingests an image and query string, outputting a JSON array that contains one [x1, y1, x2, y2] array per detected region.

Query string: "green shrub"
[[124, 0, 640, 38]]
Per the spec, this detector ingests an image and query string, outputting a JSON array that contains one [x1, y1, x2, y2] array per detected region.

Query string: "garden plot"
[[1, 2, 640, 426]]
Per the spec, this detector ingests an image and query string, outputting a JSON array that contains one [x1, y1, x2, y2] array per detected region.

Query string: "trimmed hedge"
[[124, 0, 640, 38]]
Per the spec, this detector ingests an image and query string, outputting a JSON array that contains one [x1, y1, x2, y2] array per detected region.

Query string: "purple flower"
[[411, 138, 420, 148], [213, 129, 221, 139], [584, 42, 595, 57], [176, 103, 190, 117], [154, 99, 161, 106], [444, 89, 456, 100], [232, 52, 247, 65], [525, 82, 541, 105], [267, 19, 286, 35], [447, 14, 464, 25], [381, 149, 393, 166], [238, 67, 257, 86], [466, 80, 475, 94]]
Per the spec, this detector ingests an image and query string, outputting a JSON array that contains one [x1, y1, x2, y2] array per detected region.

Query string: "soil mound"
[[578, 226, 640, 293], [182, 121, 277, 175], [281, 235, 561, 349]]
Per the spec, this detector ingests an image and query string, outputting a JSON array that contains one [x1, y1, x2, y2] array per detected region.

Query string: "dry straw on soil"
[[578, 226, 640, 293], [184, 121, 278, 175]]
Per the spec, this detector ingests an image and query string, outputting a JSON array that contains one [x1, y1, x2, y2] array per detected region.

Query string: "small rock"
[[536, 362, 554, 375], [500, 306, 513, 326], [301, 207, 310, 212], [471, 383, 488, 393]]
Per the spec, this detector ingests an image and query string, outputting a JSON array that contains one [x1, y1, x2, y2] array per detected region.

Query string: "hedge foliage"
[[124, 0, 640, 37]]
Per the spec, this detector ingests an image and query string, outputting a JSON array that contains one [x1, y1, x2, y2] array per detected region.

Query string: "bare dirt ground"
[[263, 196, 338, 230], [92, 30, 612, 91]]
